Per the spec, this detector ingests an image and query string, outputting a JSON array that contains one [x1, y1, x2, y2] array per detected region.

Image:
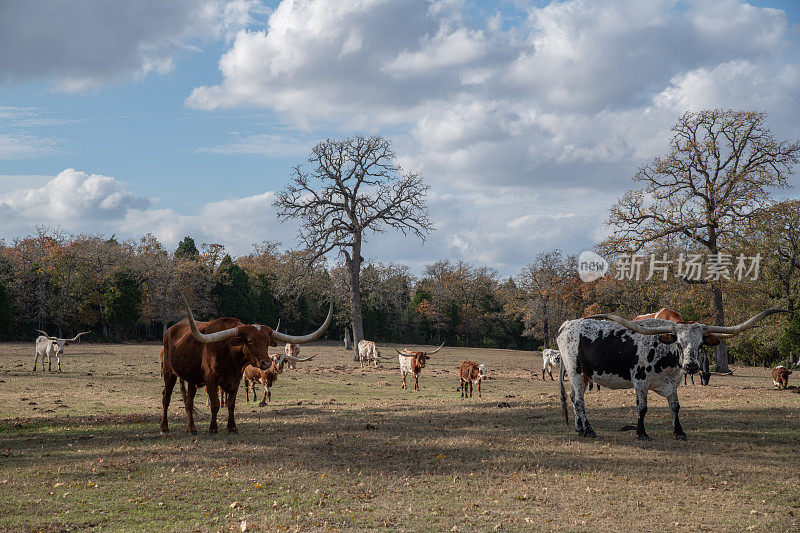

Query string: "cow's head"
[[181, 294, 331, 370], [478, 364, 487, 379], [589, 309, 788, 375], [231, 324, 277, 370]]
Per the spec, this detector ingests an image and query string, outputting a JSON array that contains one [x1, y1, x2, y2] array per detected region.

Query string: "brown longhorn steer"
[[459, 361, 486, 398], [160, 296, 331, 435], [395, 343, 444, 391]]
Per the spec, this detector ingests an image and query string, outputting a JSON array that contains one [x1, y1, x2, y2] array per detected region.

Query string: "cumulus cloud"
[[0, 169, 149, 222], [182, 0, 800, 273], [0, 0, 264, 91], [0, 170, 290, 257]]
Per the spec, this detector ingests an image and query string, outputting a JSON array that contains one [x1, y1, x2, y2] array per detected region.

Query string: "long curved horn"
[[36, 329, 58, 340], [270, 301, 333, 345], [181, 293, 240, 343], [395, 348, 412, 356], [706, 309, 789, 336], [286, 353, 317, 363], [69, 331, 91, 342], [586, 314, 675, 335], [424, 342, 445, 355]]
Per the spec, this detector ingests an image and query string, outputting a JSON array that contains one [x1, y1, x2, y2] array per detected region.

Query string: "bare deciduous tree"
[[606, 110, 800, 371], [275, 136, 433, 360], [519, 250, 574, 348]]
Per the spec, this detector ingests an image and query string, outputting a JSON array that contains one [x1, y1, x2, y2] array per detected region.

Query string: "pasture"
[[1, 342, 798, 532]]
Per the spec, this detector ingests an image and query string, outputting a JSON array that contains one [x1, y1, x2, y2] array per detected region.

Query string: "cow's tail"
[[559, 356, 569, 426]]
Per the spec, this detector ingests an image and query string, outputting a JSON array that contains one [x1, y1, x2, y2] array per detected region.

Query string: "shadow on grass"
[[2, 400, 798, 483]]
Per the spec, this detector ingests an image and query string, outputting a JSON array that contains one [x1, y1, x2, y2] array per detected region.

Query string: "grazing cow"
[[33, 330, 90, 372], [460, 361, 487, 398], [634, 308, 711, 386], [244, 351, 317, 405], [772, 365, 792, 389], [542, 349, 562, 380], [557, 309, 786, 440], [284, 343, 298, 370], [634, 308, 683, 322], [395, 343, 444, 391], [160, 295, 332, 435], [358, 340, 383, 367]]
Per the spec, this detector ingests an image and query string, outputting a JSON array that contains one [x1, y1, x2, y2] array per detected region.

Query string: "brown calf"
[[244, 356, 282, 405], [460, 361, 486, 398], [772, 365, 792, 389]]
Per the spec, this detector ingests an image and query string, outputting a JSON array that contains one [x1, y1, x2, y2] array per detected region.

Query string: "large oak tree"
[[606, 110, 799, 371], [275, 136, 433, 360]]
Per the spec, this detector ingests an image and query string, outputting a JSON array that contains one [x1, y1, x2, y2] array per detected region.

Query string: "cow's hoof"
[[209, 428, 218, 435], [227, 427, 238, 434], [674, 432, 688, 441], [190, 429, 198, 435], [160, 430, 169, 436], [637, 433, 651, 441], [258, 401, 266, 407]]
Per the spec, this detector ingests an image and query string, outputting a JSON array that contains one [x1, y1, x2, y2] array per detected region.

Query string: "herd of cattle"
[[31, 301, 794, 440]]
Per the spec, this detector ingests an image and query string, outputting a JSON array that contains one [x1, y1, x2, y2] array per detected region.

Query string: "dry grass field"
[[1, 341, 798, 532]]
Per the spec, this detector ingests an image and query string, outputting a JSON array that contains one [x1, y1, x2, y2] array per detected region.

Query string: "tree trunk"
[[346, 237, 364, 362], [344, 327, 353, 350], [711, 281, 730, 372]]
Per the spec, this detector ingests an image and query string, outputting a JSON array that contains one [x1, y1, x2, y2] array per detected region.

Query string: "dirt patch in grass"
[[1, 342, 798, 531]]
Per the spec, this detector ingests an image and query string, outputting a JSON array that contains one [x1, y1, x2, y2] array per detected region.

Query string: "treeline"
[[1, 203, 798, 368]]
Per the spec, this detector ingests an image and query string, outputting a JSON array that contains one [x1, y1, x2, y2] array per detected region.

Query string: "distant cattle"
[[395, 343, 444, 391], [541, 349, 562, 380], [459, 361, 487, 398], [33, 330, 90, 372], [160, 295, 331, 434], [557, 309, 786, 440], [358, 340, 383, 367], [634, 308, 683, 322], [772, 365, 792, 389], [284, 343, 298, 370]]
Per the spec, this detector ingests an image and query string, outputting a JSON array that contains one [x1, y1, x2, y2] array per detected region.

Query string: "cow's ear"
[[788, 370, 793, 375], [230, 336, 246, 347], [703, 334, 720, 346], [658, 333, 677, 344], [64, 342, 70, 347]]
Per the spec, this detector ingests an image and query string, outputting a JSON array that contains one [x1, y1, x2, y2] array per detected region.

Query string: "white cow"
[[358, 340, 381, 367], [284, 343, 299, 370], [33, 330, 90, 372], [541, 348, 562, 381]]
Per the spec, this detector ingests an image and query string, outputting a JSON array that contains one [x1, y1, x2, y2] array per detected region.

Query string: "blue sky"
[[2, 0, 800, 276]]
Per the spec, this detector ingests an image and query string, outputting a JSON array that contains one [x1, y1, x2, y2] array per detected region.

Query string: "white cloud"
[[0, 169, 149, 222], [0, 0, 264, 91], [183, 0, 800, 273], [0, 170, 290, 257]]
